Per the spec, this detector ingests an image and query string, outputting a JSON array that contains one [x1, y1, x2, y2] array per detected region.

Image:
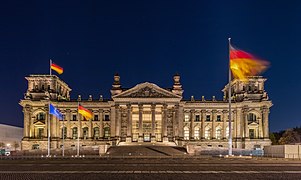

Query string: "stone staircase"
[[107, 145, 187, 157]]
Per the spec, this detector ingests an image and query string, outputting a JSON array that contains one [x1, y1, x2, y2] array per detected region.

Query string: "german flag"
[[51, 62, 63, 74], [230, 45, 269, 81], [78, 105, 92, 120]]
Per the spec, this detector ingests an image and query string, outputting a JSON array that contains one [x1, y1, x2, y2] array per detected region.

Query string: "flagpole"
[[48, 102, 51, 157], [62, 106, 65, 157], [228, 38, 233, 156], [50, 59, 52, 75], [77, 101, 80, 157]]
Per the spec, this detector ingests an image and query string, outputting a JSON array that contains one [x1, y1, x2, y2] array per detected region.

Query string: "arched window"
[[83, 127, 88, 139], [36, 112, 46, 121], [104, 127, 110, 139], [184, 127, 189, 140], [72, 127, 78, 139], [194, 127, 200, 140], [247, 113, 257, 122], [93, 127, 99, 139], [61, 127, 67, 139], [216, 127, 222, 140], [205, 127, 211, 140]]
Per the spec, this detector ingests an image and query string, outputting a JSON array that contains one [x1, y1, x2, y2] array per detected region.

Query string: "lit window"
[[194, 127, 200, 140], [206, 115, 211, 121], [216, 127, 222, 139], [184, 127, 189, 140], [184, 114, 190, 122], [195, 115, 200, 122], [205, 127, 211, 140], [72, 127, 78, 139]]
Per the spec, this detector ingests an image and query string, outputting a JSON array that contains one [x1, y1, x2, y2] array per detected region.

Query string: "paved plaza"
[[0, 157, 301, 179]]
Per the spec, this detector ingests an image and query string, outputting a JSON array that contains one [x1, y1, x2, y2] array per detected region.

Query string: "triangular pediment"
[[112, 82, 181, 99], [33, 121, 45, 126]]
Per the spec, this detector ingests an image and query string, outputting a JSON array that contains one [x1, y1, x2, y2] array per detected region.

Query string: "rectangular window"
[[72, 115, 77, 121], [104, 115, 110, 121], [249, 129, 255, 139], [217, 115, 221, 122], [206, 115, 210, 121], [184, 114, 190, 122], [94, 115, 98, 121], [195, 115, 200, 122]]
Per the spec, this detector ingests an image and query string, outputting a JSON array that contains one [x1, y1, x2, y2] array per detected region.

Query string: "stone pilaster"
[[23, 106, 31, 138], [110, 105, 116, 138], [115, 105, 121, 139], [151, 104, 156, 142], [190, 110, 195, 140], [243, 108, 249, 139], [126, 104, 132, 142], [66, 109, 71, 139], [201, 110, 206, 140], [174, 104, 179, 139], [88, 111, 93, 139], [222, 110, 227, 139], [212, 110, 217, 139], [236, 108, 242, 139], [263, 107, 270, 139], [258, 112, 263, 138], [99, 109, 104, 138], [162, 104, 168, 142], [178, 105, 184, 140], [138, 104, 143, 142]]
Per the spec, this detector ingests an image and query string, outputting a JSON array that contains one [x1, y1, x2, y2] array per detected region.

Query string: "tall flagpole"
[[50, 59, 52, 75], [62, 106, 65, 157], [228, 38, 233, 156], [48, 102, 51, 157], [77, 101, 80, 157]]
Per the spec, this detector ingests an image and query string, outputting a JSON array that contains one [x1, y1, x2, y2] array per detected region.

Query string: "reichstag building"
[[20, 73, 272, 150]]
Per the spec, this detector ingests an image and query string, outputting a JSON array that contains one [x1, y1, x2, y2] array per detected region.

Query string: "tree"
[[0, 142, 4, 148], [279, 129, 301, 145], [269, 133, 278, 145]]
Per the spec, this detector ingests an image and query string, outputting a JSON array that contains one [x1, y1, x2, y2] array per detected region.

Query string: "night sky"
[[1, 1, 300, 132]]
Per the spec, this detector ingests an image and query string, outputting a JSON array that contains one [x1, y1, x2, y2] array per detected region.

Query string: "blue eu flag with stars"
[[49, 103, 63, 120]]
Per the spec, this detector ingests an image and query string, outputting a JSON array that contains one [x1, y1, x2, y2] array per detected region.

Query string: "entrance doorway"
[[143, 133, 150, 142]]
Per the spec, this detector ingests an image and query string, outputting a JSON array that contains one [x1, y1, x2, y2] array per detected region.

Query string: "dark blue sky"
[[0, 0, 300, 132]]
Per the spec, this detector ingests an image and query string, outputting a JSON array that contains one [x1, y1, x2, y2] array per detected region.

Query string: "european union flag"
[[49, 103, 63, 120]]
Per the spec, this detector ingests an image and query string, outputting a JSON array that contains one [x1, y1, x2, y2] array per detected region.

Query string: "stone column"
[[236, 108, 242, 139], [138, 104, 143, 142], [126, 104, 132, 142], [66, 109, 71, 139], [174, 104, 179, 139], [162, 104, 168, 142], [151, 104, 156, 142], [99, 109, 104, 139], [222, 110, 227, 139], [201, 110, 206, 140], [243, 109, 249, 139], [110, 106, 116, 138], [79, 114, 82, 139], [258, 113, 263, 138], [263, 107, 270, 139], [115, 105, 121, 139], [50, 114, 55, 138], [212, 110, 217, 139], [232, 110, 236, 139], [23, 106, 31, 138], [88, 110, 93, 139], [190, 110, 195, 140], [178, 105, 184, 140]]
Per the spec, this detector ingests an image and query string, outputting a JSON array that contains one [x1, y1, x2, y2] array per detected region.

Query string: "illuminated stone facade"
[[20, 74, 272, 150]]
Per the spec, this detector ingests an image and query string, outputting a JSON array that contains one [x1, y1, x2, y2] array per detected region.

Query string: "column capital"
[[138, 103, 143, 109], [211, 109, 217, 114], [222, 110, 228, 113], [151, 103, 156, 109], [201, 109, 206, 113]]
